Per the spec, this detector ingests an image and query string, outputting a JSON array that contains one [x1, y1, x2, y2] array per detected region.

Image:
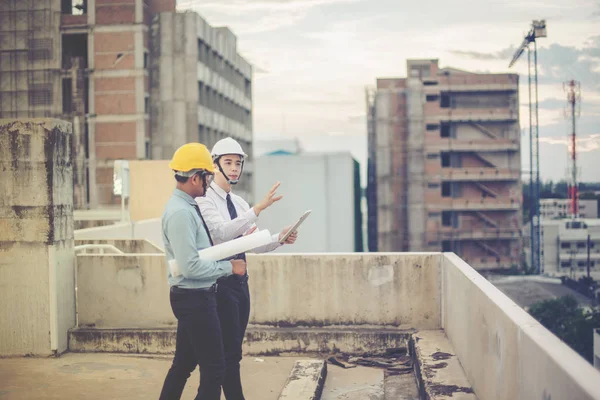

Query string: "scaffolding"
[[0, 0, 91, 208], [65, 57, 89, 208], [0, 0, 62, 118]]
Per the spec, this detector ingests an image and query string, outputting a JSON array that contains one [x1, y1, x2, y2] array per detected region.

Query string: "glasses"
[[199, 171, 215, 186]]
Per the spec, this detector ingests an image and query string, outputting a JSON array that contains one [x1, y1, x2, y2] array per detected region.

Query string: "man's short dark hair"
[[175, 174, 189, 183]]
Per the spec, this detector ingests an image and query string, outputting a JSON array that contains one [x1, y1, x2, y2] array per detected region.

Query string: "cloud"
[[452, 37, 600, 91], [592, 1, 600, 18], [450, 47, 517, 61], [178, 0, 360, 34], [536, 44, 600, 91], [347, 115, 366, 124], [522, 97, 600, 114], [526, 97, 568, 111], [539, 134, 600, 153], [179, 0, 357, 12]]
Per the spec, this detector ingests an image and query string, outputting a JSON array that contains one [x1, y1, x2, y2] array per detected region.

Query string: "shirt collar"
[[173, 188, 198, 206], [210, 181, 232, 200]]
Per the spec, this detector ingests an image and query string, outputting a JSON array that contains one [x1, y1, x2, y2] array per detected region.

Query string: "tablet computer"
[[279, 210, 311, 243]]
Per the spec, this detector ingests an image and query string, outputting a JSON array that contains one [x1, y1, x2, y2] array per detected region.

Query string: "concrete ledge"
[[411, 330, 476, 400], [278, 360, 327, 400], [245, 326, 412, 356], [69, 328, 176, 354], [69, 327, 413, 355]]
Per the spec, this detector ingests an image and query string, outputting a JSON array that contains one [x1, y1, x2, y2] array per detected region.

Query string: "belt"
[[171, 284, 216, 293], [217, 273, 248, 284]]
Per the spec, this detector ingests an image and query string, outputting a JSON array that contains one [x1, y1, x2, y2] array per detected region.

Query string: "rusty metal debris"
[[327, 356, 356, 369], [327, 347, 413, 374]]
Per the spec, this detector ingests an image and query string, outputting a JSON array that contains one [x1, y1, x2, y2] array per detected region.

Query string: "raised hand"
[[254, 182, 283, 216]]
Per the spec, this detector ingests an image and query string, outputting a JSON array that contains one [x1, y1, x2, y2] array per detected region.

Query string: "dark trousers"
[[217, 275, 251, 400], [159, 287, 225, 400]]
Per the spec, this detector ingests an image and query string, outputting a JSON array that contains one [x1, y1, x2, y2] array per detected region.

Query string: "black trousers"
[[159, 287, 225, 400], [216, 274, 251, 400]]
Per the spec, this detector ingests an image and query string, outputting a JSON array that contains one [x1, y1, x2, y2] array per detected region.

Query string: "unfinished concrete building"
[[150, 12, 253, 200], [367, 59, 522, 271], [0, 0, 253, 206]]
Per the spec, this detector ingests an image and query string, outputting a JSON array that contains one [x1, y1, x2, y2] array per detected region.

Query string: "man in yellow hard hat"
[[159, 143, 247, 400]]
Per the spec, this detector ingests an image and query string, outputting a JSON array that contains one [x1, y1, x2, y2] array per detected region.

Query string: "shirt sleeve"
[[167, 209, 233, 280], [197, 196, 258, 242]]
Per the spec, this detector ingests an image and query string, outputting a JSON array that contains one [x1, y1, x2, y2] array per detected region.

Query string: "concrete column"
[[406, 79, 426, 251], [87, 29, 98, 207], [0, 119, 75, 356]]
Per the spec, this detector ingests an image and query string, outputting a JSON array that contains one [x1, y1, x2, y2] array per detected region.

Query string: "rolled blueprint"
[[169, 229, 272, 277]]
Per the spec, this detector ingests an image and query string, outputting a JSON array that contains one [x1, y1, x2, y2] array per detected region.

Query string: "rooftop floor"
[[0, 353, 302, 400], [487, 275, 593, 308], [0, 352, 418, 400]]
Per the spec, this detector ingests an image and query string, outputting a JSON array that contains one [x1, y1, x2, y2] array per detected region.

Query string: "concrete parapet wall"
[[76, 254, 173, 328], [247, 253, 441, 329], [442, 253, 600, 400], [0, 119, 75, 356], [75, 252, 441, 330]]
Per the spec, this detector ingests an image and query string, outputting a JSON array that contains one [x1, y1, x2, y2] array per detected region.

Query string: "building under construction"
[[367, 59, 522, 271], [0, 0, 253, 207]]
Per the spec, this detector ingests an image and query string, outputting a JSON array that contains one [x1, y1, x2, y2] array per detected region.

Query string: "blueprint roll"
[[169, 229, 272, 277]]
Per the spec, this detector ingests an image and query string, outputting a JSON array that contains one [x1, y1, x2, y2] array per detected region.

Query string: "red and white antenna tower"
[[564, 80, 581, 219]]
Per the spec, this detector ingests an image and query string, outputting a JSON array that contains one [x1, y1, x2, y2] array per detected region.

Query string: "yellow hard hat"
[[169, 143, 215, 174]]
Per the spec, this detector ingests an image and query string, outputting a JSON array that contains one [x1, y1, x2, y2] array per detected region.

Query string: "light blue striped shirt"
[[162, 188, 233, 289]]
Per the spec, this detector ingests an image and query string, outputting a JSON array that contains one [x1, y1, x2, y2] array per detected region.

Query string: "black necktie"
[[193, 204, 214, 246], [226, 194, 246, 262], [226, 194, 238, 220]]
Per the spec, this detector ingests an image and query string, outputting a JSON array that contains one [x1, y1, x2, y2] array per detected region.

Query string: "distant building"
[[367, 59, 521, 270], [540, 199, 598, 219], [253, 152, 363, 253], [150, 11, 253, 200], [524, 218, 600, 277]]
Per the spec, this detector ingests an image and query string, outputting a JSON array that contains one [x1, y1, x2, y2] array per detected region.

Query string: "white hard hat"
[[211, 137, 248, 159]]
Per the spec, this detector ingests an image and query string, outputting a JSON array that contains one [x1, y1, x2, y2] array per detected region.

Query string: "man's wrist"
[[254, 205, 263, 215]]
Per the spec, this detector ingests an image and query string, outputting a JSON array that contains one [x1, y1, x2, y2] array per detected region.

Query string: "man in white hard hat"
[[197, 137, 298, 400]]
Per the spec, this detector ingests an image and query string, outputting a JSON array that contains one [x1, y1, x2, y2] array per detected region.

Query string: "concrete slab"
[[412, 330, 476, 400], [321, 364, 383, 400], [0, 353, 303, 400], [384, 372, 419, 400], [278, 360, 327, 400]]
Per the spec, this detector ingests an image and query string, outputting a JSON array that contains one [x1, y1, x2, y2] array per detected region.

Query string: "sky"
[[178, 0, 600, 184]]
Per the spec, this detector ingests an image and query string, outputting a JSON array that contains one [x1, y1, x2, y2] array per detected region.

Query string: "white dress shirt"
[[196, 182, 282, 253]]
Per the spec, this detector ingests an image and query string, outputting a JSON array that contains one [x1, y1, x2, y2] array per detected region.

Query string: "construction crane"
[[564, 80, 581, 219], [508, 20, 547, 274]]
